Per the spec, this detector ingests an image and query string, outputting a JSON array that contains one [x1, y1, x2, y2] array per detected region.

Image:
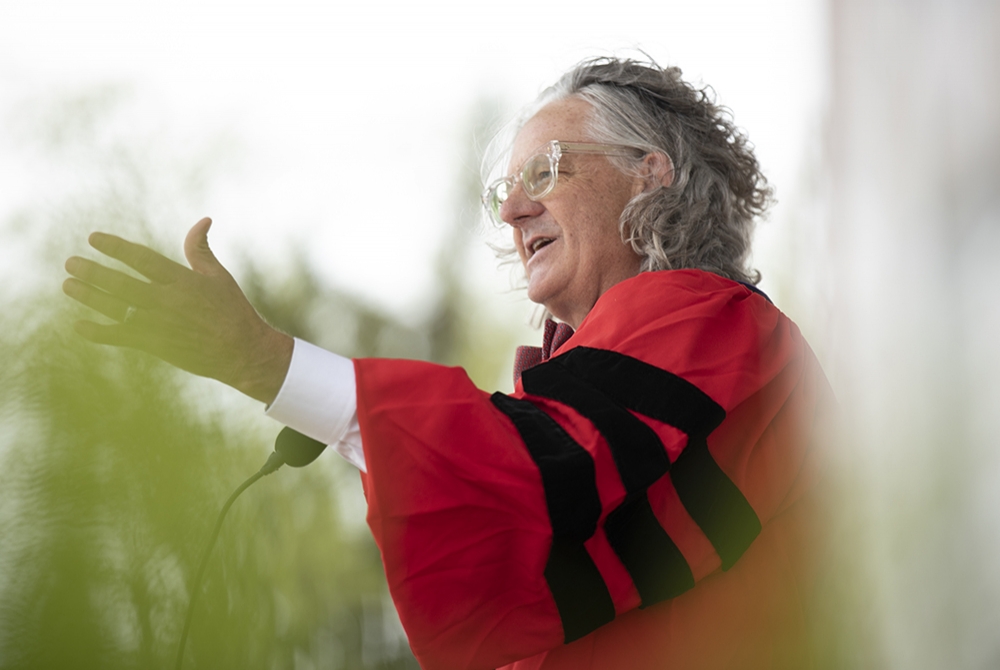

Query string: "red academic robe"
[[355, 270, 831, 669]]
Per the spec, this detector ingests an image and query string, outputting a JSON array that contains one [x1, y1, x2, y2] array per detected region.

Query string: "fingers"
[[184, 217, 230, 278], [89, 232, 187, 284], [64, 218, 265, 389], [72, 319, 140, 347], [62, 277, 134, 322], [64, 256, 156, 308]]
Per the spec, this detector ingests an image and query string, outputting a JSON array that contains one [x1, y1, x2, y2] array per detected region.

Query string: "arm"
[[353, 272, 827, 670], [62, 218, 292, 404]]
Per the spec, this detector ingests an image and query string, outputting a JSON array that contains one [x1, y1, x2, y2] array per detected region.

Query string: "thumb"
[[184, 217, 228, 277]]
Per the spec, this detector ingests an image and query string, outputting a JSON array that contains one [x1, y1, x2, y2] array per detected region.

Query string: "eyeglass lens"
[[486, 143, 567, 223], [488, 180, 509, 220], [489, 151, 554, 214], [521, 153, 555, 199]]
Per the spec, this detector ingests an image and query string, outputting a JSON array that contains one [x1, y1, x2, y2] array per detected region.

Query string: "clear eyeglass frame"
[[481, 140, 641, 225]]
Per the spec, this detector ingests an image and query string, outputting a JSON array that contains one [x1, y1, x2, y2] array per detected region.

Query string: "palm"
[[63, 218, 292, 403]]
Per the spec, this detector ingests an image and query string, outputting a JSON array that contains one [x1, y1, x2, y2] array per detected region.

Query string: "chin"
[[525, 280, 553, 308]]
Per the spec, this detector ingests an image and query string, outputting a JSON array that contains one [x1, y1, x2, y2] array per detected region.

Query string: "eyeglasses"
[[481, 140, 640, 224]]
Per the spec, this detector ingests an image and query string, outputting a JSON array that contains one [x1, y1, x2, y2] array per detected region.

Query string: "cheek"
[[512, 229, 529, 262]]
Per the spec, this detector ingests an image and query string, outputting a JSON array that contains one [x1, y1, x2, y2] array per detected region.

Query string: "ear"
[[637, 151, 675, 192]]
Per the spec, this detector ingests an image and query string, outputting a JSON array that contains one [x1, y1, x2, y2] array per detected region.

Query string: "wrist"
[[233, 327, 294, 405]]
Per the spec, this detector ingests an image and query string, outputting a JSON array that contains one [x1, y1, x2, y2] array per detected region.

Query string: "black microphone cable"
[[173, 428, 327, 670]]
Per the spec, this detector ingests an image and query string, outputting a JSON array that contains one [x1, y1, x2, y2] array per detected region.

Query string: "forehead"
[[509, 97, 594, 169]]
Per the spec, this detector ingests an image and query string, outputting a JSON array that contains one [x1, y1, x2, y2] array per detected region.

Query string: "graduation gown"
[[355, 270, 832, 669]]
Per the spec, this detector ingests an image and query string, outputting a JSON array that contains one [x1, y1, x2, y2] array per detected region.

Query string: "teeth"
[[531, 238, 553, 253]]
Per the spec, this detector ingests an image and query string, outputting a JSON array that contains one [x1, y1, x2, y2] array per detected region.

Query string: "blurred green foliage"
[[0, 301, 398, 669], [0, 85, 521, 669]]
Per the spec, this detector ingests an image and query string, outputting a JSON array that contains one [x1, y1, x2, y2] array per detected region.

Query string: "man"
[[64, 57, 832, 668]]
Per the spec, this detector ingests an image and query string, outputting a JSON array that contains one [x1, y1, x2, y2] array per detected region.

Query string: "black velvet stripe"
[[521, 361, 693, 607], [544, 539, 616, 642], [490, 393, 601, 540], [549, 347, 761, 572], [669, 436, 762, 570], [557, 347, 726, 438], [604, 494, 695, 608], [521, 362, 671, 494], [490, 392, 613, 641]]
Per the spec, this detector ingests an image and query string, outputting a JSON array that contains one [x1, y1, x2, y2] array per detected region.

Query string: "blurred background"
[[0, 0, 997, 668]]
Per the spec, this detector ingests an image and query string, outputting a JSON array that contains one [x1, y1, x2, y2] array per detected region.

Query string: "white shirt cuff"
[[265, 337, 366, 472]]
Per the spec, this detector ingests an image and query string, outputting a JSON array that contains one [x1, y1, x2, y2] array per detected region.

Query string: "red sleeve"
[[356, 360, 565, 669], [355, 270, 830, 670]]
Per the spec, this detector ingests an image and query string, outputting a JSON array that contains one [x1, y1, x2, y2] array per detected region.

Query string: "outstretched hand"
[[62, 218, 293, 404]]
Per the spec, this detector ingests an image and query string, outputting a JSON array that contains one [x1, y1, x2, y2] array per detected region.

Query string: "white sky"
[[0, 0, 827, 322]]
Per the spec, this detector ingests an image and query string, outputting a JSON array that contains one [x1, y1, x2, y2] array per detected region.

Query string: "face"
[[500, 97, 644, 329]]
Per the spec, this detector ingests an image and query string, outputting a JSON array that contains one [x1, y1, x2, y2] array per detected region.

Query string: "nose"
[[498, 181, 545, 226]]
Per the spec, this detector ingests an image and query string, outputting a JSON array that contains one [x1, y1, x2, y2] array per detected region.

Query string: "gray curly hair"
[[488, 57, 771, 286]]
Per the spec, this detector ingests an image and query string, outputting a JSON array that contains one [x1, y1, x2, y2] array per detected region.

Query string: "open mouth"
[[530, 238, 555, 255]]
